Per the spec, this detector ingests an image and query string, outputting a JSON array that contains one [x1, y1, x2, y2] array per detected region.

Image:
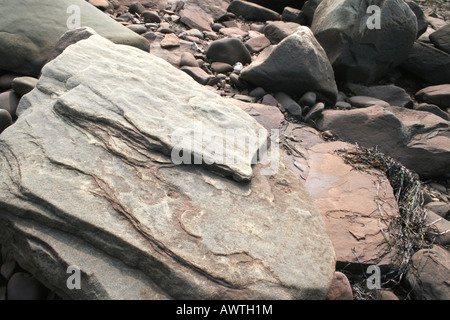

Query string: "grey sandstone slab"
[[0, 35, 336, 300]]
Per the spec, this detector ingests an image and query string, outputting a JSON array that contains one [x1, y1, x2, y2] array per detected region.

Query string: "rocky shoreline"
[[0, 0, 449, 300]]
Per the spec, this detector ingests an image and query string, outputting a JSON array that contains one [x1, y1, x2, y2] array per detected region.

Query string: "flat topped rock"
[[18, 35, 264, 182], [0, 34, 336, 300]]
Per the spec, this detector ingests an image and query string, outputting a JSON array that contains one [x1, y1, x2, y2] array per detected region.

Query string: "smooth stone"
[[227, 0, 281, 22], [245, 35, 271, 53], [0, 90, 20, 118], [424, 202, 450, 219], [414, 103, 450, 121], [405, 246, 450, 300], [345, 83, 413, 109], [7, 273, 49, 300], [11, 76, 39, 97], [141, 11, 161, 23], [312, 0, 417, 84], [180, 66, 212, 85], [0, 74, 21, 91], [275, 92, 302, 117], [240, 27, 338, 106], [304, 102, 325, 123], [326, 272, 353, 300], [400, 41, 450, 85], [128, 2, 146, 15], [205, 38, 252, 66], [0, 109, 13, 134], [179, 52, 199, 68], [429, 24, 450, 54], [210, 62, 233, 73], [415, 84, 450, 109], [160, 34, 180, 49], [263, 21, 302, 44], [298, 92, 317, 107], [282, 7, 307, 24], [348, 96, 391, 109], [249, 87, 266, 99]]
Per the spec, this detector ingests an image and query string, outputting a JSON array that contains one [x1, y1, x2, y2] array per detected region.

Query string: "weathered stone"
[[240, 27, 338, 106], [0, 0, 149, 77], [414, 103, 450, 121], [160, 34, 180, 49], [263, 21, 301, 44], [415, 84, 450, 109], [141, 11, 162, 23], [218, 27, 249, 39], [404, 0, 429, 38], [206, 38, 252, 66], [179, 52, 199, 68], [246, 0, 306, 13], [7, 273, 49, 300], [317, 106, 450, 179], [326, 272, 353, 300], [275, 92, 302, 117], [282, 7, 307, 24], [0, 91, 20, 119], [430, 24, 450, 54], [311, 0, 417, 84], [245, 35, 271, 53], [346, 84, 413, 109], [405, 246, 450, 300], [400, 41, 450, 85], [304, 102, 325, 123], [227, 0, 281, 22], [0, 35, 336, 300], [302, 139, 399, 269], [179, 7, 213, 31], [0, 109, 13, 134], [180, 66, 212, 85], [425, 211, 450, 246], [348, 96, 391, 109]]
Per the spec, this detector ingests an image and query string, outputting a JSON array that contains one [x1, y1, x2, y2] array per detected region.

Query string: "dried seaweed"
[[336, 145, 439, 298]]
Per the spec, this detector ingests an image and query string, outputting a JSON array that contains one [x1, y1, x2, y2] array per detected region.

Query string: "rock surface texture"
[[0, 35, 336, 300], [311, 0, 418, 84], [317, 106, 450, 179], [240, 27, 338, 105], [0, 0, 149, 77]]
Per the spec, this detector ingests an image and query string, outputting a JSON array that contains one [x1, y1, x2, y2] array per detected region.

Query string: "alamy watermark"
[[367, 5, 382, 30], [66, 265, 81, 290], [67, 5, 81, 30], [366, 265, 382, 289]]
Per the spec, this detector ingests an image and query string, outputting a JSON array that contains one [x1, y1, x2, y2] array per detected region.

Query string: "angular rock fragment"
[[240, 27, 338, 106]]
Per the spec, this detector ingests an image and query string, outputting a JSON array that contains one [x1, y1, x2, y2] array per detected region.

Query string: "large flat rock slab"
[[0, 35, 335, 299]]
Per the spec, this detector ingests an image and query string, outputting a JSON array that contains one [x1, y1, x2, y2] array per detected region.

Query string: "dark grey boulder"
[[240, 27, 338, 106], [205, 38, 252, 65], [429, 24, 450, 54], [400, 41, 450, 85], [311, 0, 417, 84]]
